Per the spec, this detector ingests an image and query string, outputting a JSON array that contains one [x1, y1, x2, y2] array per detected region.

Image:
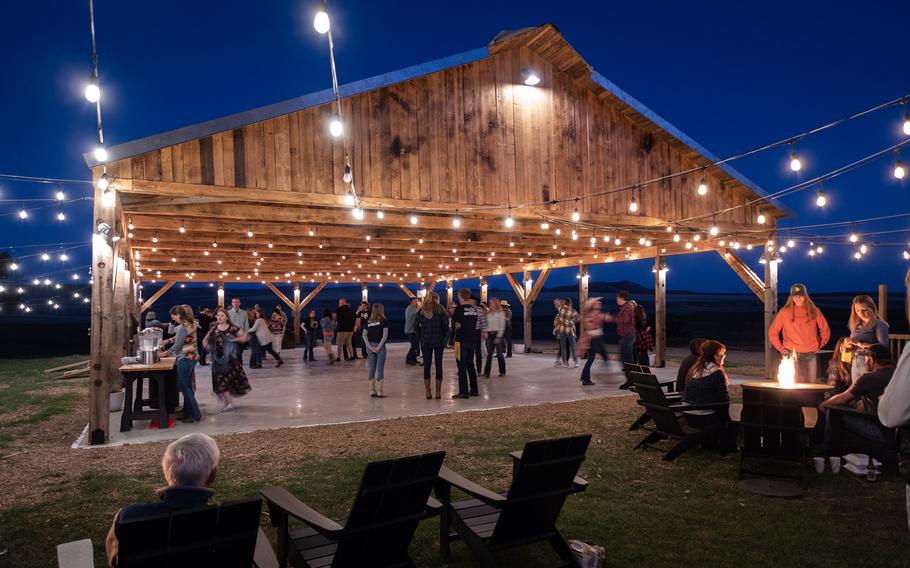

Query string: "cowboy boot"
[[376, 380, 385, 398], [424, 379, 432, 399], [435, 379, 442, 399], [370, 379, 377, 397]]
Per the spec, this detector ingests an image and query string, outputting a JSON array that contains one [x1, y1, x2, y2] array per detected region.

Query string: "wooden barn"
[[82, 24, 790, 443]]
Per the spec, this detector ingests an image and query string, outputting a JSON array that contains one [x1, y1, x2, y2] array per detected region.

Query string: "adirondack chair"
[[260, 451, 446, 568], [633, 379, 730, 461], [825, 404, 898, 468], [738, 388, 817, 487], [628, 371, 683, 431], [56, 497, 279, 568], [435, 434, 591, 567], [623, 362, 650, 381]]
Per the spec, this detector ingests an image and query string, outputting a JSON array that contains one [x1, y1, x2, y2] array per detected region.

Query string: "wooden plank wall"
[[114, 48, 764, 227]]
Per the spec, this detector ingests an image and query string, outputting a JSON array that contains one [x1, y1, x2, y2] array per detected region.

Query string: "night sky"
[[1, 0, 908, 303]]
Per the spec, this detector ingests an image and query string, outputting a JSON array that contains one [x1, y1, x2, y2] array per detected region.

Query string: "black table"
[[119, 358, 177, 432]]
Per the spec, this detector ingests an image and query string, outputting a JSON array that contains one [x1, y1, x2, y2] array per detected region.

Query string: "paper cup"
[[829, 456, 841, 474], [813, 457, 826, 474]]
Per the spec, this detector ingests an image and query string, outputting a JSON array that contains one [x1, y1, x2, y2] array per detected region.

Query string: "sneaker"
[[573, 362, 579, 368], [564, 362, 570, 368], [554, 360, 563, 367], [221, 403, 235, 413], [451, 393, 469, 399], [581, 381, 595, 386]]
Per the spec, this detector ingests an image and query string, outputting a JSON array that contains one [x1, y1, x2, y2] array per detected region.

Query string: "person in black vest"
[[334, 298, 357, 362], [452, 288, 479, 399], [354, 301, 370, 359], [196, 306, 214, 366]]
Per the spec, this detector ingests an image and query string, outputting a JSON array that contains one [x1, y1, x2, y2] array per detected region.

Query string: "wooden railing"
[[890, 334, 909, 360]]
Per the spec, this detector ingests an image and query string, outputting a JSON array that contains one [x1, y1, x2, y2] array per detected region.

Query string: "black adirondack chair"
[[56, 497, 278, 568], [623, 362, 650, 381], [738, 387, 817, 485], [633, 378, 730, 461], [261, 451, 446, 568], [628, 371, 683, 431], [825, 404, 898, 468], [436, 434, 591, 567]]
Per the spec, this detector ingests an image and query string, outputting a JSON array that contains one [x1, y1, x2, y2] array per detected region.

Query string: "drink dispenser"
[[137, 328, 163, 364]]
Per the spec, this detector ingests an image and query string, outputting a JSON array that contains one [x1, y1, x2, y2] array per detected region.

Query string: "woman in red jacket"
[[768, 283, 831, 383]]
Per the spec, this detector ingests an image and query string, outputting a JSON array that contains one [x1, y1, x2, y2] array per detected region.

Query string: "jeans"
[[367, 344, 387, 380], [304, 330, 317, 361], [177, 358, 201, 420], [618, 332, 635, 364], [505, 326, 513, 357], [457, 342, 478, 395], [581, 336, 609, 383], [483, 335, 506, 376], [422, 344, 444, 380], [558, 333, 578, 364], [406, 332, 420, 364], [249, 335, 262, 367], [475, 332, 483, 371]]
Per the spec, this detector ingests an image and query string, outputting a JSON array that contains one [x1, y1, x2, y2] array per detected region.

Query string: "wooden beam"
[[298, 282, 327, 312], [398, 284, 416, 299], [879, 284, 887, 321], [140, 280, 176, 312], [654, 256, 666, 368], [525, 266, 551, 304], [504, 272, 525, 303], [293, 283, 301, 345], [716, 248, 764, 301], [578, 264, 589, 338], [263, 281, 295, 311], [764, 259, 779, 379]]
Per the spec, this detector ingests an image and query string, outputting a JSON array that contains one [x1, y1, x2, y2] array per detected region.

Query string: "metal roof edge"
[[82, 46, 491, 169], [589, 70, 796, 220]]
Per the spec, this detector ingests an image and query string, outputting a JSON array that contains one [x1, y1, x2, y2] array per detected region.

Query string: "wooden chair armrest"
[[253, 527, 280, 568], [573, 476, 589, 491], [438, 466, 507, 506], [679, 402, 730, 412], [426, 496, 443, 513], [802, 407, 818, 429], [825, 404, 876, 418], [509, 450, 523, 460], [260, 486, 343, 535], [57, 539, 94, 568], [728, 403, 743, 423]]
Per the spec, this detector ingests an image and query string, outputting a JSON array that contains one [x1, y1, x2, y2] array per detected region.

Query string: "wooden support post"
[[88, 183, 118, 445], [293, 283, 301, 346], [764, 258, 779, 379], [298, 282, 327, 313], [140, 280, 176, 313], [263, 281, 295, 311], [654, 257, 667, 368], [398, 284, 416, 299], [480, 277, 488, 304], [504, 272, 525, 304], [217, 282, 225, 307], [107, 252, 130, 379], [446, 279, 454, 306], [520, 268, 551, 353], [878, 284, 887, 321], [578, 264, 588, 338], [361, 285, 369, 303]]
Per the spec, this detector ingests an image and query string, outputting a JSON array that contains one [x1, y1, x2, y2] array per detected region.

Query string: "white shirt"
[[878, 347, 910, 427], [227, 307, 249, 332]]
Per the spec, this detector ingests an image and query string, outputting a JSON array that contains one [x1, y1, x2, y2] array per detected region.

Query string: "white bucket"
[[109, 389, 125, 413]]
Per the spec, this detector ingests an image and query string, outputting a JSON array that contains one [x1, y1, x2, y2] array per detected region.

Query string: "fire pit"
[[742, 354, 834, 407]]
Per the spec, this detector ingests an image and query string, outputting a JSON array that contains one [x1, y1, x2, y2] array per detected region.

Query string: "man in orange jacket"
[[768, 283, 831, 383]]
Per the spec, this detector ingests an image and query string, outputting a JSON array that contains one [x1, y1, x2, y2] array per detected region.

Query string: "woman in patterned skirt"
[[203, 307, 252, 412]]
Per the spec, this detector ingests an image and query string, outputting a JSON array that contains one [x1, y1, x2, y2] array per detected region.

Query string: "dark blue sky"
[[1, 0, 908, 298]]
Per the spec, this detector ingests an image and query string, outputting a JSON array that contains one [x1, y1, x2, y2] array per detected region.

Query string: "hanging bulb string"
[[0, 240, 91, 250], [2, 244, 92, 261], [0, 173, 94, 185], [0, 197, 93, 218]]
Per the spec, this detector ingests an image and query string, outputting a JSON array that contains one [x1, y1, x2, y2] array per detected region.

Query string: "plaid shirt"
[[615, 302, 635, 336], [635, 326, 654, 352], [553, 305, 579, 337]]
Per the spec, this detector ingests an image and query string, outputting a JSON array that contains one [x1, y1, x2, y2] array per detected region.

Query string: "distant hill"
[[547, 280, 653, 294]]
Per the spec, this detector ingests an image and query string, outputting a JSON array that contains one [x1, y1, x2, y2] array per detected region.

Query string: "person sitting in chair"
[[105, 433, 220, 566], [821, 343, 896, 444]]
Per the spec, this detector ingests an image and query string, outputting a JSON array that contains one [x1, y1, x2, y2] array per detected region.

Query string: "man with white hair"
[[105, 433, 221, 565]]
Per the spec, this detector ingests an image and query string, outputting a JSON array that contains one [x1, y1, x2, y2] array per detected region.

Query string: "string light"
[[84, 76, 100, 103], [55, 190, 65, 201], [816, 187, 827, 207], [127, 216, 134, 230], [376, 208, 384, 219], [903, 101, 910, 136], [628, 192, 638, 213], [352, 206, 364, 220], [178, 222, 186, 234], [709, 218, 719, 236], [313, 6, 330, 33], [41, 253, 50, 261], [18, 210, 28, 220], [452, 213, 461, 228], [540, 222, 549, 230], [571, 199, 580, 222], [57, 212, 66, 221], [757, 213, 767, 224], [504, 209, 514, 228], [329, 114, 343, 137], [697, 169, 708, 196], [410, 212, 419, 225], [246, 227, 254, 237], [849, 231, 859, 243], [894, 155, 906, 180], [788, 141, 802, 172], [93, 147, 108, 162], [10, 263, 18, 271]]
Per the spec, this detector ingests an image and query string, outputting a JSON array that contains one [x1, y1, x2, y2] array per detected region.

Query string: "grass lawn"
[[0, 357, 908, 567]]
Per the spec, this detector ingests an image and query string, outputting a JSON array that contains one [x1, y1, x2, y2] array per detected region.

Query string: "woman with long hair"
[[268, 304, 287, 354], [319, 308, 336, 364], [483, 298, 507, 377], [825, 337, 853, 395], [768, 283, 831, 383], [202, 306, 251, 412], [633, 304, 654, 366], [683, 340, 736, 451], [302, 308, 319, 362], [160, 305, 202, 423], [363, 303, 389, 397], [577, 298, 609, 386], [416, 291, 449, 399], [846, 294, 889, 381]]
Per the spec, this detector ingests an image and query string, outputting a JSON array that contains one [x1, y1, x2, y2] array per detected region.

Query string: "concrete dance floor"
[[78, 342, 753, 448]]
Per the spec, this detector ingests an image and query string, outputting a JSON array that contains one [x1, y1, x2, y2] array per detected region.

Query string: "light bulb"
[[540, 222, 549, 230], [614, 238, 622, 246], [313, 10, 330, 33], [685, 241, 693, 249], [629, 197, 638, 213], [757, 213, 767, 224], [504, 215, 514, 228], [246, 229, 254, 237], [673, 232, 681, 242], [817, 246, 824, 254], [903, 113, 910, 136], [343, 163, 352, 183], [410, 214, 418, 225], [904, 250, 910, 260], [809, 249, 816, 257], [93, 147, 108, 162], [41, 253, 50, 261], [179, 225, 186, 234], [849, 233, 858, 243], [127, 218, 134, 230], [452, 217, 461, 228], [329, 116, 343, 137], [97, 173, 110, 190], [57, 212, 66, 221], [697, 178, 708, 196], [55, 190, 65, 201], [84, 81, 100, 103], [787, 239, 795, 248], [854, 251, 862, 260], [352, 207, 364, 220], [693, 234, 701, 242], [816, 190, 827, 207], [789, 152, 802, 172], [709, 224, 719, 236], [638, 236, 646, 245], [10, 263, 18, 271], [376, 210, 384, 219], [895, 160, 906, 180], [571, 208, 580, 222], [19, 209, 28, 220], [60, 253, 69, 261], [523, 72, 540, 86], [860, 243, 868, 254]]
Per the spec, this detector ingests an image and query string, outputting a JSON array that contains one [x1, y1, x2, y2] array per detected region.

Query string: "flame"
[[777, 354, 796, 388]]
